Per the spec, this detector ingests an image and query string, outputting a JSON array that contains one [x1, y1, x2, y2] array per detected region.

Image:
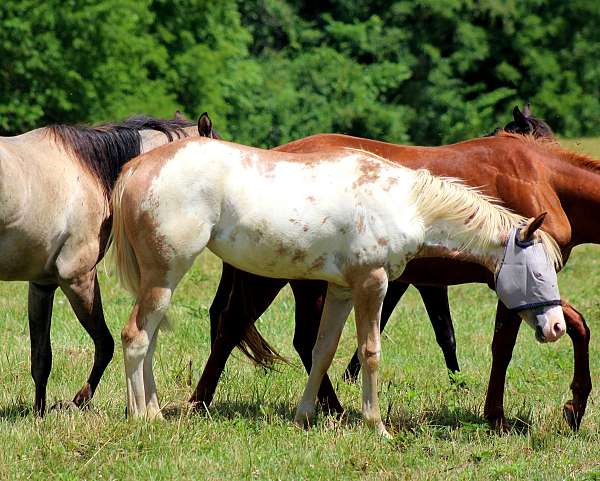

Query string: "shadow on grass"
[[160, 399, 531, 436], [0, 401, 31, 421], [387, 404, 532, 436], [160, 399, 364, 426]]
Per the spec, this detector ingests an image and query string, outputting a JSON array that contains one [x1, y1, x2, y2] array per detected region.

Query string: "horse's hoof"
[[72, 384, 93, 408], [49, 400, 79, 412], [294, 410, 314, 429], [448, 372, 468, 390], [146, 409, 164, 421], [377, 425, 393, 440], [342, 370, 359, 384], [487, 415, 511, 434], [563, 401, 581, 431], [319, 399, 344, 418]]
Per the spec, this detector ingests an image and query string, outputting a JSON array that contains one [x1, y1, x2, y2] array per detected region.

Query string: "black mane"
[[47, 115, 195, 197]]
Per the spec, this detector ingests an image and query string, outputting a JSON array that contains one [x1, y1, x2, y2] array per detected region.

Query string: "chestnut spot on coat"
[[292, 249, 307, 263], [383, 176, 398, 191], [377, 238, 388, 246], [353, 161, 381, 188], [356, 214, 366, 234], [276, 243, 288, 256], [310, 255, 326, 271]]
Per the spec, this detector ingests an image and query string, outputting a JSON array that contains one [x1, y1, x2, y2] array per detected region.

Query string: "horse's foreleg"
[[343, 281, 408, 383], [59, 270, 114, 409], [190, 272, 286, 409], [294, 284, 353, 428], [290, 280, 343, 415], [483, 302, 521, 431], [28, 282, 58, 416], [416, 286, 460, 374], [562, 302, 591, 430], [353, 268, 389, 438], [122, 284, 172, 419]]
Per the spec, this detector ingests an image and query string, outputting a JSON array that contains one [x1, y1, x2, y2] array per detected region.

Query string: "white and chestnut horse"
[[111, 136, 565, 437], [0, 114, 219, 414]]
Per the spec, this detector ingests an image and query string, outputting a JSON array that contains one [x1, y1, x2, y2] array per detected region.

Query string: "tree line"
[[1, 0, 599, 145]]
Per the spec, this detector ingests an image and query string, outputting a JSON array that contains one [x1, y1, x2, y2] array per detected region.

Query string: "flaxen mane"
[[409, 168, 563, 269], [47, 116, 194, 197]]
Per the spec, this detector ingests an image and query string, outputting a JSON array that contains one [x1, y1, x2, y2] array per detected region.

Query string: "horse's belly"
[[0, 228, 54, 281], [207, 236, 346, 285]]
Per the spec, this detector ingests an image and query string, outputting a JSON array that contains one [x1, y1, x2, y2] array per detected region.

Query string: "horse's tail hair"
[[237, 323, 288, 368], [108, 165, 141, 295]]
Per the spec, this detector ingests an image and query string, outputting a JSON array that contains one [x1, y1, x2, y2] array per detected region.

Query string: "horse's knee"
[[360, 349, 381, 372]]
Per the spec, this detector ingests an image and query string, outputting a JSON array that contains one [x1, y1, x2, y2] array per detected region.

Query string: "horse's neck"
[[551, 158, 600, 246], [416, 218, 504, 274], [139, 126, 198, 153]]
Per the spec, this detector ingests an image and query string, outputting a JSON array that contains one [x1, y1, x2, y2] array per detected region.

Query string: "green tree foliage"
[[0, 0, 176, 133], [1, 0, 599, 144]]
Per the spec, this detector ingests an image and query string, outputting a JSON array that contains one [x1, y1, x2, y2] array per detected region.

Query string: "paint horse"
[[202, 105, 556, 386], [197, 127, 593, 431], [110, 135, 565, 437], [0, 113, 218, 415]]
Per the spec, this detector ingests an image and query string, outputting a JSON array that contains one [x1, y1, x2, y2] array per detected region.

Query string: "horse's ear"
[[520, 212, 547, 241], [513, 105, 527, 125], [198, 112, 213, 137], [522, 103, 532, 117], [174, 110, 185, 121]]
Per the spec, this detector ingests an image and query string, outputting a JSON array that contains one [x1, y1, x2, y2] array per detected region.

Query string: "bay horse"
[[197, 128, 593, 432], [0, 113, 217, 415], [110, 135, 565, 437]]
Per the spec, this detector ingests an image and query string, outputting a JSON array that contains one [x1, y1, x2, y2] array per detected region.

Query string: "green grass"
[[1, 140, 599, 480]]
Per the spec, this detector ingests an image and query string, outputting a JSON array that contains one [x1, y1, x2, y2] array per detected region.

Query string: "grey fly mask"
[[495, 227, 561, 311]]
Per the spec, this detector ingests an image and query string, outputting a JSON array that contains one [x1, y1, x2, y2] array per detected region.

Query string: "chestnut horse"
[[110, 135, 564, 437], [0, 113, 218, 415], [196, 129, 593, 431]]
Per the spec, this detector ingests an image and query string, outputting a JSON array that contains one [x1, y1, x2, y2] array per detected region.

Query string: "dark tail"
[[236, 323, 288, 368]]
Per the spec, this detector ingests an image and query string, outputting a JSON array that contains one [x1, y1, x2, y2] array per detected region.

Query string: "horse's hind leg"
[[28, 282, 58, 415], [294, 284, 353, 427], [59, 269, 114, 409], [190, 271, 285, 409], [122, 281, 173, 419], [290, 279, 343, 415], [416, 286, 460, 374], [561, 302, 591, 431], [343, 281, 408, 383], [208, 262, 235, 346]]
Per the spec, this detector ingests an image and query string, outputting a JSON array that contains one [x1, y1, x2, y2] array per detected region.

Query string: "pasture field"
[[0, 140, 599, 480]]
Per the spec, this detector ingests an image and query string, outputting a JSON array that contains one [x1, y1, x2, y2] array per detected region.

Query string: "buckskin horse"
[[109, 133, 565, 437], [196, 118, 592, 431], [0, 113, 217, 414]]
